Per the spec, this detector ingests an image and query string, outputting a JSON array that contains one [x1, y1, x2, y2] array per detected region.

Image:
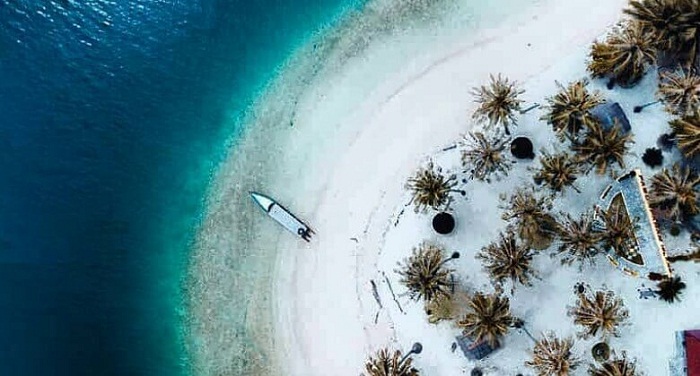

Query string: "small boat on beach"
[[250, 192, 314, 242]]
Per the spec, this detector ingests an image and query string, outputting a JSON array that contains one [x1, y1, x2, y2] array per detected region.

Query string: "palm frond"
[[656, 275, 687, 303], [556, 211, 602, 267], [670, 113, 700, 158], [364, 348, 420, 376], [625, 0, 700, 69], [457, 292, 513, 347], [533, 151, 581, 193], [567, 289, 629, 339], [588, 21, 656, 87], [526, 333, 580, 376], [658, 69, 700, 117], [541, 80, 604, 141], [588, 352, 639, 376], [573, 121, 633, 175], [472, 74, 525, 135], [594, 195, 639, 262], [649, 163, 700, 222], [396, 243, 453, 302], [501, 187, 557, 249], [406, 161, 458, 213], [478, 230, 536, 289], [461, 131, 512, 182]]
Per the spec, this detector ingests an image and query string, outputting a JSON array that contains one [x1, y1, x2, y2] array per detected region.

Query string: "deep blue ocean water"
[[0, 1, 355, 375]]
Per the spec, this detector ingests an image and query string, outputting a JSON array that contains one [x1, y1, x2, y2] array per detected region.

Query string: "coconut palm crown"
[[461, 131, 513, 182], [658, 69, 700, 117], [556, 211, 603, 267], [588, 21, 657, 87], [541, 80, 604, 141], [363, 348, 420, 376], [396, 243, 453, 302], [588, 352, 639, 376], [568, 289, 629, 339], [671, 113, 700, 158], [526, 333, 580, 376], [594, 197, 638, 260], [656, 275, 687, 303], [649, 163, 700, 222], [625, 0, 700, 69], [472, 74, 525, 135], [500, 187, 558, 250], [406, 161, 458, 213], [573, 120, 633, 175], [532, 151, 581, 193], [477, 230, 536, 290], [457, 292, 513, 347]]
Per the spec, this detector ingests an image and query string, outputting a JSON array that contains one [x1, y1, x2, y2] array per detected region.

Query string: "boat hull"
[[250, 192, 314, 242]]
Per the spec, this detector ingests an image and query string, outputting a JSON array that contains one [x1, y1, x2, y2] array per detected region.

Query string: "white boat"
[[250, 192, 314, 242]]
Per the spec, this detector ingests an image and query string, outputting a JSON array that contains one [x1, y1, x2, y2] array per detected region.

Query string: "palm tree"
[[364, 348, 420, 376], [541, 80, 604, 141], [461, 131, 512, 182], [658, 69, 700, 117], [588, 352, 639, 376], [671, 113, 700, 158], [472, 74, 525, 135], [573, 120, 633, 175], [532, 151, 581, 193], [649, 163, 700, 222], [568, 289, 629, 339], [656, 275, 687, 303], [556, 211, 603, 267], [501, 187, 558, 250], [588, 21, 657, 87], [526, 333, 580, 376], [406, 161, 458, 213], [595, 196, 638, 261], [478, 230, 536, 290], [396, 243, 453, 302], [625, 0, 700, 70], [457, 292, 513, 347]]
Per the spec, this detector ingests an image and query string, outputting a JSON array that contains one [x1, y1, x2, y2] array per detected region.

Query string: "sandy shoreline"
[[271, 0, 628, 375]]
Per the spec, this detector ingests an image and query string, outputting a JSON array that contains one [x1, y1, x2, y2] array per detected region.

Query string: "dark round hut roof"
[[510, 137, 534, 159], [642, 148, 663, 168], [592, 342, 610, 363], [433, 212, 455, 235]]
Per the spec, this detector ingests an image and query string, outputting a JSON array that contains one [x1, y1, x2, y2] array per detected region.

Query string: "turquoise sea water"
[[0, 1, 357, 375]]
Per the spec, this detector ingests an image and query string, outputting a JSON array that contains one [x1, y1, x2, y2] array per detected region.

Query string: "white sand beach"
[[270, 0, 632, 375], [188, 0, 700, 375]]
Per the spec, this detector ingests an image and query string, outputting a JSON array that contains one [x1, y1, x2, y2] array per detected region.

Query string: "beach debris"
[[383, 271, 404, 314], [370, 279, 383, 309]]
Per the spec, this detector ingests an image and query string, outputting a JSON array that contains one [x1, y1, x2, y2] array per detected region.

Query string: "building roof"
[[595, 169, 671, 278], [686, 330, 700, 376], [455, 334, 498, 360], [591, 102, 631, 134]]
